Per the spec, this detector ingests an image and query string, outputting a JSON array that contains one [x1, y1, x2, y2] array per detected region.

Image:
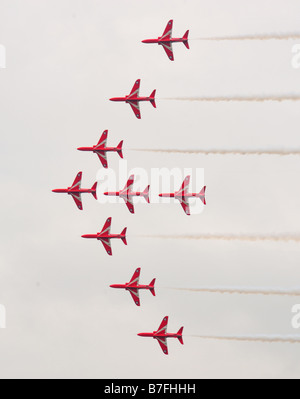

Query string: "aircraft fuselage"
[[77, 146, 119, 153], [159, 193, 203, 199], [142, 37, 186, 45], [52, 188, 95, 195], [110, 284, 151, 290], [104, 191, 144, 198], [110, 96, 152, 103], [138, 332, 181, 339], [81, 234, 123, 240]]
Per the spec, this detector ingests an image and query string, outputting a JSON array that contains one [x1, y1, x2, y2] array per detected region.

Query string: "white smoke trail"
[[195, 34, 300, 41], [133, 149, 300, 157], [147, 235, 300, 243], [163, 96, 300, 102], [191, 335, 300, 344], [171, 287, 300, 297]]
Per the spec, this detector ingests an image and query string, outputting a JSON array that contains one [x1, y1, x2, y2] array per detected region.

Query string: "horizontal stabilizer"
[[143, 185, 150, 203], [199, 186, 206, 205], [149, 278, 156, 296], [183, 30, 190, 49], [150, 90, 156, 108], [121, 228, 127, 245], [91, 182, 98, 200], [177, 327, 184, 345], [117, 141, 124, 159]]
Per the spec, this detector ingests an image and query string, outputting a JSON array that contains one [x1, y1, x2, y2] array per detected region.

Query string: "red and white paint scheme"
[[109, 79, 156, 119], [110, 268, 156, 307], [52, 172, 97, 210], [77, 130, 123, 168], [81, 217, 127, 256], [142, 20, 189, 61], [138, 316, 184, 355], [159, 176, 206, 216], [104, 175, 150, 214]]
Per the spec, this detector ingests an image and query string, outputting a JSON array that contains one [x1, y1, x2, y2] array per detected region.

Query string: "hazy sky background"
[[1, 0, 300, 379]]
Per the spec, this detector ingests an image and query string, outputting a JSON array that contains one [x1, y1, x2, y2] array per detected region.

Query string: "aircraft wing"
[[128, 268, 141, 286], [162, 42, 174, 61], [179, 198, 191, 216], [123, 175, 134, 192], [124, 198, 135, 214], [156, 337, 168, 355], [128, 101, 141, 119], [128, 288, 140, 307], [157, 316, 168, 334], [96, 130, 108, 148], [71, 193, 83, 210], [128, 79, 140, 98], [100, 217, 112, 235], [100, 238, 113, 256], [96, 151, 108, 168], [161, 20, 173, 40], [70, 171, 82, 190], [120, 176, 135, 213], [178, 176, 191, 196]]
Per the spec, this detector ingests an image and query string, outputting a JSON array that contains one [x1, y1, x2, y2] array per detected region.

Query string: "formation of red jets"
[[52, 152, 206, 218], [110, 20, 190, 119], [53, 21, 201, 355]]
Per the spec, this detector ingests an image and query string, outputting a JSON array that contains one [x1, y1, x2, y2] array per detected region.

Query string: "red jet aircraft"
[[77, 130, 123, 168], [159, 176, 206, 216], [142, 20, 189, 61], [110, 268, 156, 306], [138, 316, 184, 355], [52, 172, 97, 210], [104, 175, 150, 214], [110, 79, 156, 119], [81, 217, 127, 256]]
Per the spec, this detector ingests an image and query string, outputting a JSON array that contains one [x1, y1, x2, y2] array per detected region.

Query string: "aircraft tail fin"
[[183, 31, 190, 49], [121, 227, 127, 245], [149, 278, 156, 296], [177, 327, 184, 345], [143, 185, 150, 203], [91, 182, 98, 200], [150, 90, 156, 108], [117, 141, 124, 159], [198, 186, 206, 205]]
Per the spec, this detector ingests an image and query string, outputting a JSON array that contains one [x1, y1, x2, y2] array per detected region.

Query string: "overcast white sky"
[[1, 0, 300, 379]]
